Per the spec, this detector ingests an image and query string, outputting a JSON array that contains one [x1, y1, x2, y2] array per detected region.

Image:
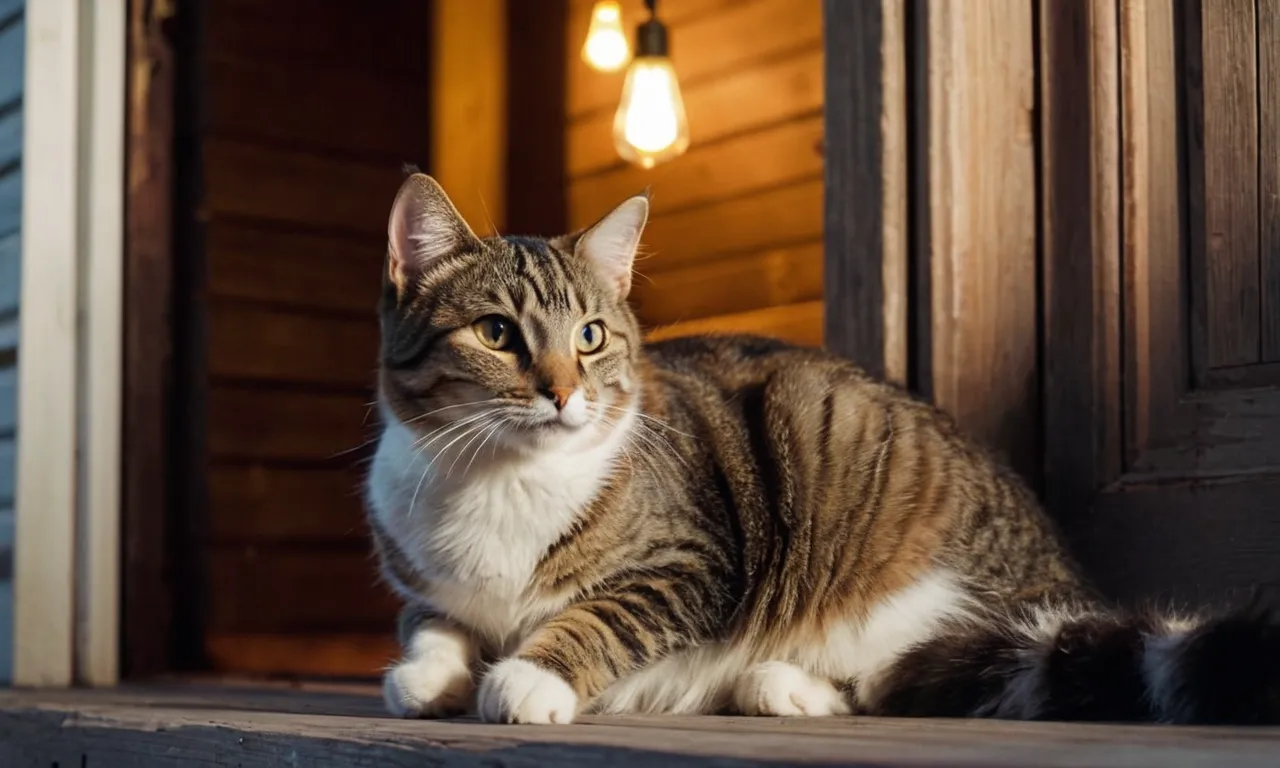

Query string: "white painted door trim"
[[14, 0, 124, 687]]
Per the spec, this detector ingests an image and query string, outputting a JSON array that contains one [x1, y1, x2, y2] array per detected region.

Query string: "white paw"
[[382, 627, 475, 718], [478, 658, 579, 724], [733, 661, 851, 717]]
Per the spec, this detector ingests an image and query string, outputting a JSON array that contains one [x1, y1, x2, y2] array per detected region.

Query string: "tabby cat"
[[365, 173, 1279, 725]]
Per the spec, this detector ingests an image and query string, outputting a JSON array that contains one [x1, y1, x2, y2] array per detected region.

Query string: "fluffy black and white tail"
[[869, 602, 1280, 724]]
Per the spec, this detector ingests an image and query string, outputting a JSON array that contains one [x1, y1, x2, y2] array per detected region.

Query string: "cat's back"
[[642, 333, 918, 421], [644, 334, 872, 391]]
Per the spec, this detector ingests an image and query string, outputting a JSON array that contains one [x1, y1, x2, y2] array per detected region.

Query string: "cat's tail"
[[866, 599, 1280, 724]]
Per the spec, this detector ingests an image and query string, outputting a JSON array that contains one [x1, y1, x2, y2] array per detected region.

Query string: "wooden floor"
[[2, 683, 1280, 767]]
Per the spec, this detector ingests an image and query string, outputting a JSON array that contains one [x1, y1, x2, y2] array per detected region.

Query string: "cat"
[[365, 172, 1280, 726]]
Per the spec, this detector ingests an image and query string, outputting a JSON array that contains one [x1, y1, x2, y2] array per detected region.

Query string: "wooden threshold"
[[2, 685, 1280, 767]]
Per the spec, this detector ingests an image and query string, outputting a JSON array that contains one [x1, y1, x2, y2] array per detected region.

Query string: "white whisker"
[[447, 414, 504, 480]]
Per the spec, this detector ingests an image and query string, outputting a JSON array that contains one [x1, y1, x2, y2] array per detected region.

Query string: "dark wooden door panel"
[[1262, 0, 1280, 362], [1066, 478, 1280, 608], [1187, 0, 1261, 371], [1043, 0, 1280, 607]]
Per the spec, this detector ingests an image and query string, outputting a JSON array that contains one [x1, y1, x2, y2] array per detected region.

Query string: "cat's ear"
[[573, 192, 649, 300], [386, 173, 480, 293]]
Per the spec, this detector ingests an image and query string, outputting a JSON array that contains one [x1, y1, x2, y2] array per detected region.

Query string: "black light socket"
[[635, 17, 668, 57]]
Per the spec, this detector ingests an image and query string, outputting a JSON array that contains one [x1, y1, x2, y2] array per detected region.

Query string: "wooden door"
[[1042, 0, 1280, 609], [825, 0, 1280, 611]]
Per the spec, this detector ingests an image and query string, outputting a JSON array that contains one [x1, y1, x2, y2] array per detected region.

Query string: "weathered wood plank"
[[570, 115, 823, 229], [647, 301, 822, 348], [1040, 0, 1123, 505], [206, 54, 430, 161], [203, 139, 403, 236], [569, 50, 822, 177], [920, 0, 1039, 482], [1189, 0, 1261, 368], [1119, 0, 1190, 474], [207, 302, 379, 389], [123, 0, 178, 678], [207, 386, 373, 463], [3, 687, 1280, 767], [1067, 473, 1280, 610], [207, 548, 398, 633], [206, 223, 383, 316], [205, 0, 430, 83], [506, 0, 568, 236], [569, 0, 820, 121], [639, 179, 822, 271], [822, 0, 907, 384], [631, 242, 822, 326], [207, 463, 368, 544], [1261, 0, 1280, 362]]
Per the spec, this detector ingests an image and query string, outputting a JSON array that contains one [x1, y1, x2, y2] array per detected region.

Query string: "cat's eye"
[[474, 315, 516, 350], [577, 321, 608, 354]]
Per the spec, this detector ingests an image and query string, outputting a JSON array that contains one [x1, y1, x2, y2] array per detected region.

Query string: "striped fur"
[[365, 174, 1280, 725]]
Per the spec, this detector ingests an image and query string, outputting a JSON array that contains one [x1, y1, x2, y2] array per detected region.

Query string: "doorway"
[[126, 0, 827, 681]]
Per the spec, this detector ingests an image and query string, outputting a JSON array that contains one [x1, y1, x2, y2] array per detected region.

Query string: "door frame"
[[823, 0, 1042, 482], [13, 0, 126, 686]]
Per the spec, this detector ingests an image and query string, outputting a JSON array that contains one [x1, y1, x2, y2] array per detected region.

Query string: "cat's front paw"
[[478, 658, 579, 724], [734, 660, 851, 717], [383, 647, 475, 718]]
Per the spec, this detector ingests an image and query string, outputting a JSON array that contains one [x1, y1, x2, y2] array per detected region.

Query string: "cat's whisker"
[[406, 415, 498, 512], [464, 417, 509, 477], [476, 190, 501, 238], [620, 421, 686, 470], [593, 401, 697, 439], [446, 414, 505, 480], [413, 410, 496, 451], [329, 435, 381, 460], [400, 411, 499, 478], [406, 399, 503, 426], [583, 404, 678, 470], [434, 415, 503, 481], [405, 460, 432, 521]]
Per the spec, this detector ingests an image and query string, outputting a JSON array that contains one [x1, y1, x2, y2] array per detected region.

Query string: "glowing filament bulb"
[[582, 1, 630, 73], [613, 57, 689, 168]]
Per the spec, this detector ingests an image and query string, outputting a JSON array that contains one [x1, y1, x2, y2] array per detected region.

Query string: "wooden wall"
[[194, 0, 429, 676], [565, 0, 824, 345], [0, 0, 23, 684]]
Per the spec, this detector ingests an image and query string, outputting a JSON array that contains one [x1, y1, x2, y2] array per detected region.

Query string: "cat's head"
[[377, 173, 648, 456]]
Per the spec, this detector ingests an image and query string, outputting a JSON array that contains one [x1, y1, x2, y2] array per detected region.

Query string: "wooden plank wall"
[[0, 0, 24, 684], [565, 0, 824, 346], [196, 0, 430, 676]]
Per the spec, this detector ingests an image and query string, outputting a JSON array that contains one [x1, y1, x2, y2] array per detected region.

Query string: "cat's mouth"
[[521, 413, 588, 433]]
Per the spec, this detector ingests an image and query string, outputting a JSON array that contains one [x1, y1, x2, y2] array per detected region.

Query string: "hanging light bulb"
[[613, 0, 689, 169], [581, 1, 630, 73]]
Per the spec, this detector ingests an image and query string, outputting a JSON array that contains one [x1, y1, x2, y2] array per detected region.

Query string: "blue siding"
[[0, 0, 24, 685]]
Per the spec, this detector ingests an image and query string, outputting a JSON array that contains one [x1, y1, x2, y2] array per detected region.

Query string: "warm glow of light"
[[581, 1, 630, 73], [612, 57, 689, 169]]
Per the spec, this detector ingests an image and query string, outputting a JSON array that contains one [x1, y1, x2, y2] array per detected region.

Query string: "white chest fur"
[[366, 409, 632, 648]]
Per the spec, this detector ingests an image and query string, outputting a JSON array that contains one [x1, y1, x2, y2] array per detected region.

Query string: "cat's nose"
[[544, 386, 576, 411]]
